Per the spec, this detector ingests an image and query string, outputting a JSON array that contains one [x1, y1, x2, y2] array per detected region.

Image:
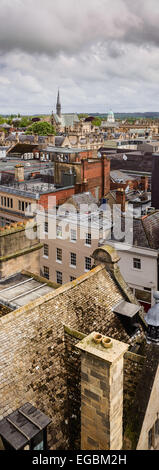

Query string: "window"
[[4, 197, 6, 207], [43, 266, 49, 279], [10, 198, 13, 208], [133, 258, 141, 269], [148, 426, 155, 449], [70, 276, 76, 281], [56, 225, 62, 238], [1, 197, 3, 206], [18, 200, 21, 211], [43, 244, 49, 257], [22, 201, 25, 212], [85, 256, 91, 271], [56, 271, 62, 284], [7, 198, 9, 208], [155, 419, 159, 437], [70, 252, 76, 266], [85, 233, 91, 246], [44, 221, 48, 233], [70, 229, 76, 242], [56, 248, 62, 262]]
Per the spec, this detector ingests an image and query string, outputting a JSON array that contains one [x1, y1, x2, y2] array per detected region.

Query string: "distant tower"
[[56, 89, 61, 118], [107, 110, 115, 124]]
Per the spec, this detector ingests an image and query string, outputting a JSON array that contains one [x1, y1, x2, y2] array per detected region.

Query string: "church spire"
[[56, 89, 61, 117]]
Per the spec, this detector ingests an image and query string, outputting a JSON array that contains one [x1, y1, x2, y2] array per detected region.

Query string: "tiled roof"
[[110, 170, 138, 183], [66, 191, 97, 209], [53, 113, 79, 127], [142, 211, 159, 249], [0, 303, 12, 318]]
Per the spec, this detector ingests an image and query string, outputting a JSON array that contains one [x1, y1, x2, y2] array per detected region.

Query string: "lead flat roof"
[[112, 300, 140, 317], [0, 274, 54, 309]]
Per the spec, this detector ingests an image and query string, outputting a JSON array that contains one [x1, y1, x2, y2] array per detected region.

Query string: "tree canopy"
[[25, 121, 55, 135]]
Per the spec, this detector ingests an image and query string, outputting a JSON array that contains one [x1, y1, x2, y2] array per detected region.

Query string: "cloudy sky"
[[1, 0, 159, 114]]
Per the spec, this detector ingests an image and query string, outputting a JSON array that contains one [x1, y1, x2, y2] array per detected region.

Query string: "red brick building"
[[54, 156, 110, 201]]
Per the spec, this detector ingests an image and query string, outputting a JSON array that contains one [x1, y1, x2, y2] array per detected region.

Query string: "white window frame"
[[133, 258, 141, 270], [70, 252, 76, 268], [70, 228, 77, 243], [85, 233, 91, 246], [56, 247, 62, 263], [43, 243, 49, 258], [85, 256, 91, 271], [56, 270, 62, 285]]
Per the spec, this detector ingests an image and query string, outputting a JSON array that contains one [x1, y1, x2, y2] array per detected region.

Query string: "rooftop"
[[0, 157, 53, 174], [41, 146, 90, 154], [0, 402, 51, 450], [0, 272, 58, 310]]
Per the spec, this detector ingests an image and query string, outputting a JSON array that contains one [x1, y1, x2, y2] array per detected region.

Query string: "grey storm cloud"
[[0, 0, 159, 113], [0, 0, 159, 56]]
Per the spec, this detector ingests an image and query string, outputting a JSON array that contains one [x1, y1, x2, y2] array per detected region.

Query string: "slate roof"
[[53, 113, 79, 127], [66, 191, 97, 209], [142, 211, 159, 249], [108, 151, 153, 173], [110, 170, 138, 183], [116, 212, 159, 249], [55, 136, 65, 146], [0, 303, 12, 318]]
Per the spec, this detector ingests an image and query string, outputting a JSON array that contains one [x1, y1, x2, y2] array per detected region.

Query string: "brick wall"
[[39, 187, 75, 209], [82, 158, 110, 199]]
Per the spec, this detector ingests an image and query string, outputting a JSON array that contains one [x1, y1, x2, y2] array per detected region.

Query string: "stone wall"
[[64, 327, 85, 449], [0, 225, 43, 279], [123, 352, 145, 439]]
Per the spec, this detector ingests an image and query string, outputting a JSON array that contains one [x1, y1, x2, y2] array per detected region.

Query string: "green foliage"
[[25, 121, 56, 136], [92, 117, 102, 126], [0, 116, 6, 125], [18, 117, 32, 128], [78, 113, 89, 119]]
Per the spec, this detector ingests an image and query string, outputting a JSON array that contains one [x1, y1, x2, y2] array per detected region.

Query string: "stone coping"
[[76, 331, 129, 364]]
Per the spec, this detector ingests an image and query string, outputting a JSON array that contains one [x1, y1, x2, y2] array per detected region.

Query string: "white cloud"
[[0, 0, 159, 113]]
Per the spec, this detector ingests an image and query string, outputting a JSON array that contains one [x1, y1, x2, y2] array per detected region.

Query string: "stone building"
[[0, 245, 159, 450], [51, 90, 79, 133], [39, 192, 111, 284], [0, 221, 43, 280]]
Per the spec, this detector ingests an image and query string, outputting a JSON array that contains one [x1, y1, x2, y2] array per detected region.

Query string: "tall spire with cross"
[[56, 89, 61, 117]]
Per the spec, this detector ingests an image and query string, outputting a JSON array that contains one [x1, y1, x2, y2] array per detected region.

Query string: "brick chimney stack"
[[76, 332, 128, 450], [140, 176, 148, 192], [15, 164, 24, 182], [116, 188, 126, 212]]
